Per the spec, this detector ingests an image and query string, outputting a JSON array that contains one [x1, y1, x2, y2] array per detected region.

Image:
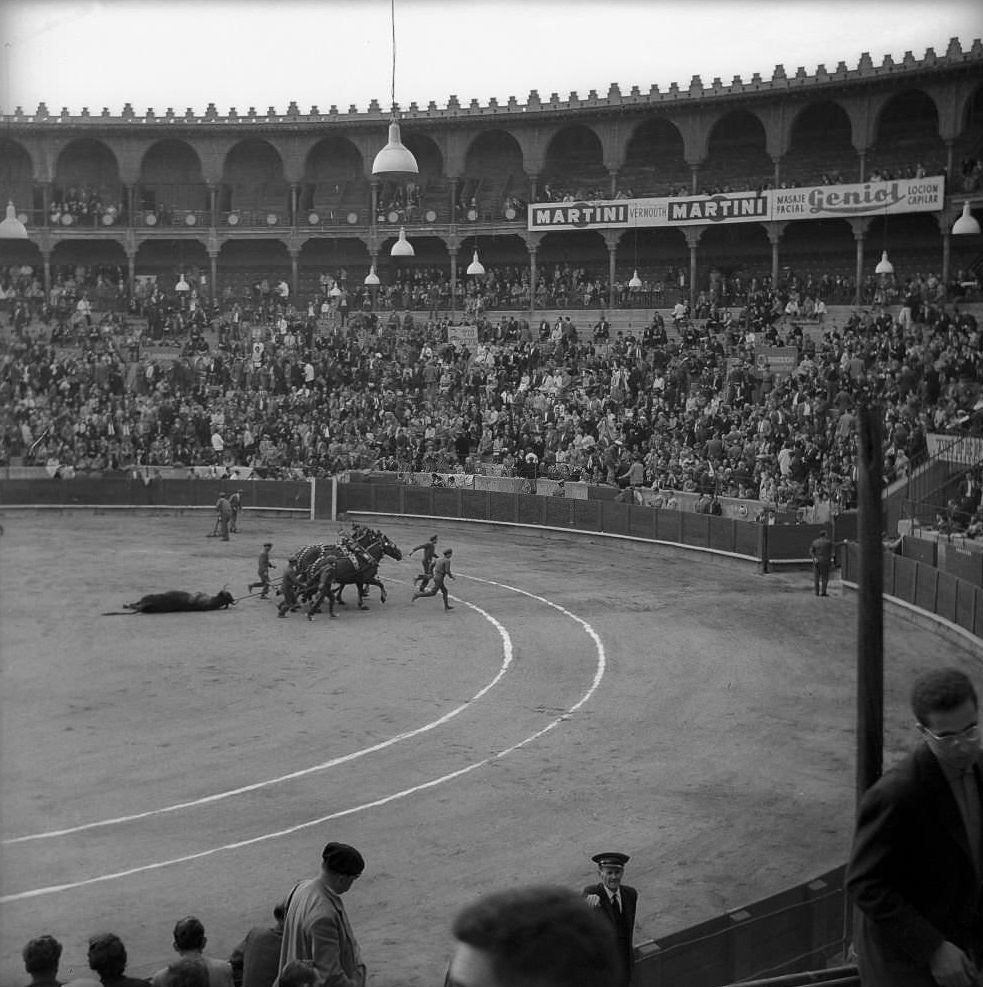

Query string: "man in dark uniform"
[[583, 851, 638, 986], [809, 528, 835, 596]]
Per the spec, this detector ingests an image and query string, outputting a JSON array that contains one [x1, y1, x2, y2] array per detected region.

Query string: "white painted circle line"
[[5, 593, 512, 845], [1, 576, 605, 903]]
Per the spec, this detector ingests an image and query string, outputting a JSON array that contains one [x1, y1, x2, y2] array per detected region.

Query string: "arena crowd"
[[1, 259, 981, 530]]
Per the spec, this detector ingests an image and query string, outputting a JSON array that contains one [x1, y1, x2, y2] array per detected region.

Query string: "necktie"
[[611, 893, 621, 917]]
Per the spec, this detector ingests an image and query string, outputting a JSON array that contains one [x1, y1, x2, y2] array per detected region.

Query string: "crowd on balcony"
[[48, 185, 126, 227], [2, 252, 981, 527]]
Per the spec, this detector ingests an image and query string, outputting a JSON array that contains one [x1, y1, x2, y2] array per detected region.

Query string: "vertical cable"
[[390, 0, 396, 112]]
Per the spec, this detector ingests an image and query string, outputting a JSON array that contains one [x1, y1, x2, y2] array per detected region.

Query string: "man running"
[[412, 548, 454, 611], [248, 542, 276, 599], [409, 534, 439, 590]]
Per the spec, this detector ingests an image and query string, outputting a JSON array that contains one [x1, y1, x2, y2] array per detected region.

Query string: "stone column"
[[450, 249, 458, 318], [690, 164, 700, 194], [603, 231, 619, 311], [289, 247, 299, 300], [766, 222, 787, 285], [449, 178, 459, 223], [683, 227, 703, 310], [528, 240, 538, 316], [849, 218, 871, 308], [290, 183, 299, 229], [370, 182, 379, 232], [208, 185, 217, 228]]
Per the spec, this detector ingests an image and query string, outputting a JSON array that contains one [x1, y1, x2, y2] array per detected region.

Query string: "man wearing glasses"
[[847, 667, 983, 987]]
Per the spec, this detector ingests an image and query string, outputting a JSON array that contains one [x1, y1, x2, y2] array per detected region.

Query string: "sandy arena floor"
[[1, 511, 979, 986]]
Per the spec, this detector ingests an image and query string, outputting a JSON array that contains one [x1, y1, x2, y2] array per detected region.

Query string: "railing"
[[633, 867, 850, 987]]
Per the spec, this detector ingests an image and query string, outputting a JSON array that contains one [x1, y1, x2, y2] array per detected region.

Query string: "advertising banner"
[[447, 325, 479, 349], [770, 176, 945, 220], [755, 347, 799, 377], [527, 177, 945, 232]]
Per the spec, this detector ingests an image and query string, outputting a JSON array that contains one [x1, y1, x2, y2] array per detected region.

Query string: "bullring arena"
[[2, 6, 983, 984], [1, 507, 980, 985]]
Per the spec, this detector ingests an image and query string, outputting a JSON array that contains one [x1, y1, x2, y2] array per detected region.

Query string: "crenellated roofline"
[[2, 36, 981, 128]]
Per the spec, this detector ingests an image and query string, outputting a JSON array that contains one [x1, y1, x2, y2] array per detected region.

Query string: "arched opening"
[[541, 126, 607, 201], [701, 110, 771, 193], [869, 90, 945, 179], [784, 101, 858, 186], [137, 140, 209, 228], [220, 140, 289, 226], [52, 139, 123, 228], [460, 130, 527, 223], [621, 118, 688, 197]]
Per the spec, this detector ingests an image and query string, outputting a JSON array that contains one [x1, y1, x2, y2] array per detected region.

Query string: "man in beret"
[[277, 842, 366, 987], [583, 852, 638, 985]]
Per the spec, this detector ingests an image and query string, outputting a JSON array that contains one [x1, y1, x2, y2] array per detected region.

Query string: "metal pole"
[[856, 401, 884, 807]]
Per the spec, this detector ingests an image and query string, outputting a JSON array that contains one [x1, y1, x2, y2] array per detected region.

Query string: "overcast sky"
[[2, 0, 982, 115]]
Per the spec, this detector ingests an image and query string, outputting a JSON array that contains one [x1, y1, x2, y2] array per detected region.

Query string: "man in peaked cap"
[[583, 852, 638, 985], [277, 841, 366, 987]]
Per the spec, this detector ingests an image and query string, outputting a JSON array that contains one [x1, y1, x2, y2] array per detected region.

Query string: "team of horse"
[[290, 525, 404, 620]]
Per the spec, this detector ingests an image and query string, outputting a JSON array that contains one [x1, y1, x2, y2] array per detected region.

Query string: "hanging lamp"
[[466, 250, 485, 276], [0, 201, 29, 240], [874, 251, 894, 276], [628, 269, 642, 289], [390, 226, 414, 257], [175, 273, 190, 292], [364, 266, 381, 286], [952, 201, 981, 237], [371, 0, 419, 182]]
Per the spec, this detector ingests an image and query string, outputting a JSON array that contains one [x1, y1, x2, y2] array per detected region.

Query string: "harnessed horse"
[[297, 526, 403, 619]]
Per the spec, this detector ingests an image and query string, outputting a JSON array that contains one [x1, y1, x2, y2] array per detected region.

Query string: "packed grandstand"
[[1, 38, 982, 538]]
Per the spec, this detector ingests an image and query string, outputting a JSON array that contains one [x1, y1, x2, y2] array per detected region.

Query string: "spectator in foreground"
[[153, 918, 233, 987], [22, 934, 63, 987], [278, 841, 366, 987], [229, 900, 287, 987], [445, 885, 618, 987], [158, 961, 209, 987], [847, 667, 983, 987], [87, 933, 149, 987]]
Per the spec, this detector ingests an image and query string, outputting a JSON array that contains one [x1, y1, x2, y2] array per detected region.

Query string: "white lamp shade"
[[466, 250, 486, 276], [363, 266, 381, 287], [874, 251, 894, 276], [628, 269, 642, 289], [372, 120, 419, 180], [329, 285, 342, 298], [175, 274, 190, 292], [0, 201, 29, 240], [952, 201, 981, 237], [390, 226, 415, 257]]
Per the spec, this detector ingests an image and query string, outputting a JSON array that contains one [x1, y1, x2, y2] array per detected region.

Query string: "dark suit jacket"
[[583, 882, 638, 981], [846, 743, 983, 987]]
